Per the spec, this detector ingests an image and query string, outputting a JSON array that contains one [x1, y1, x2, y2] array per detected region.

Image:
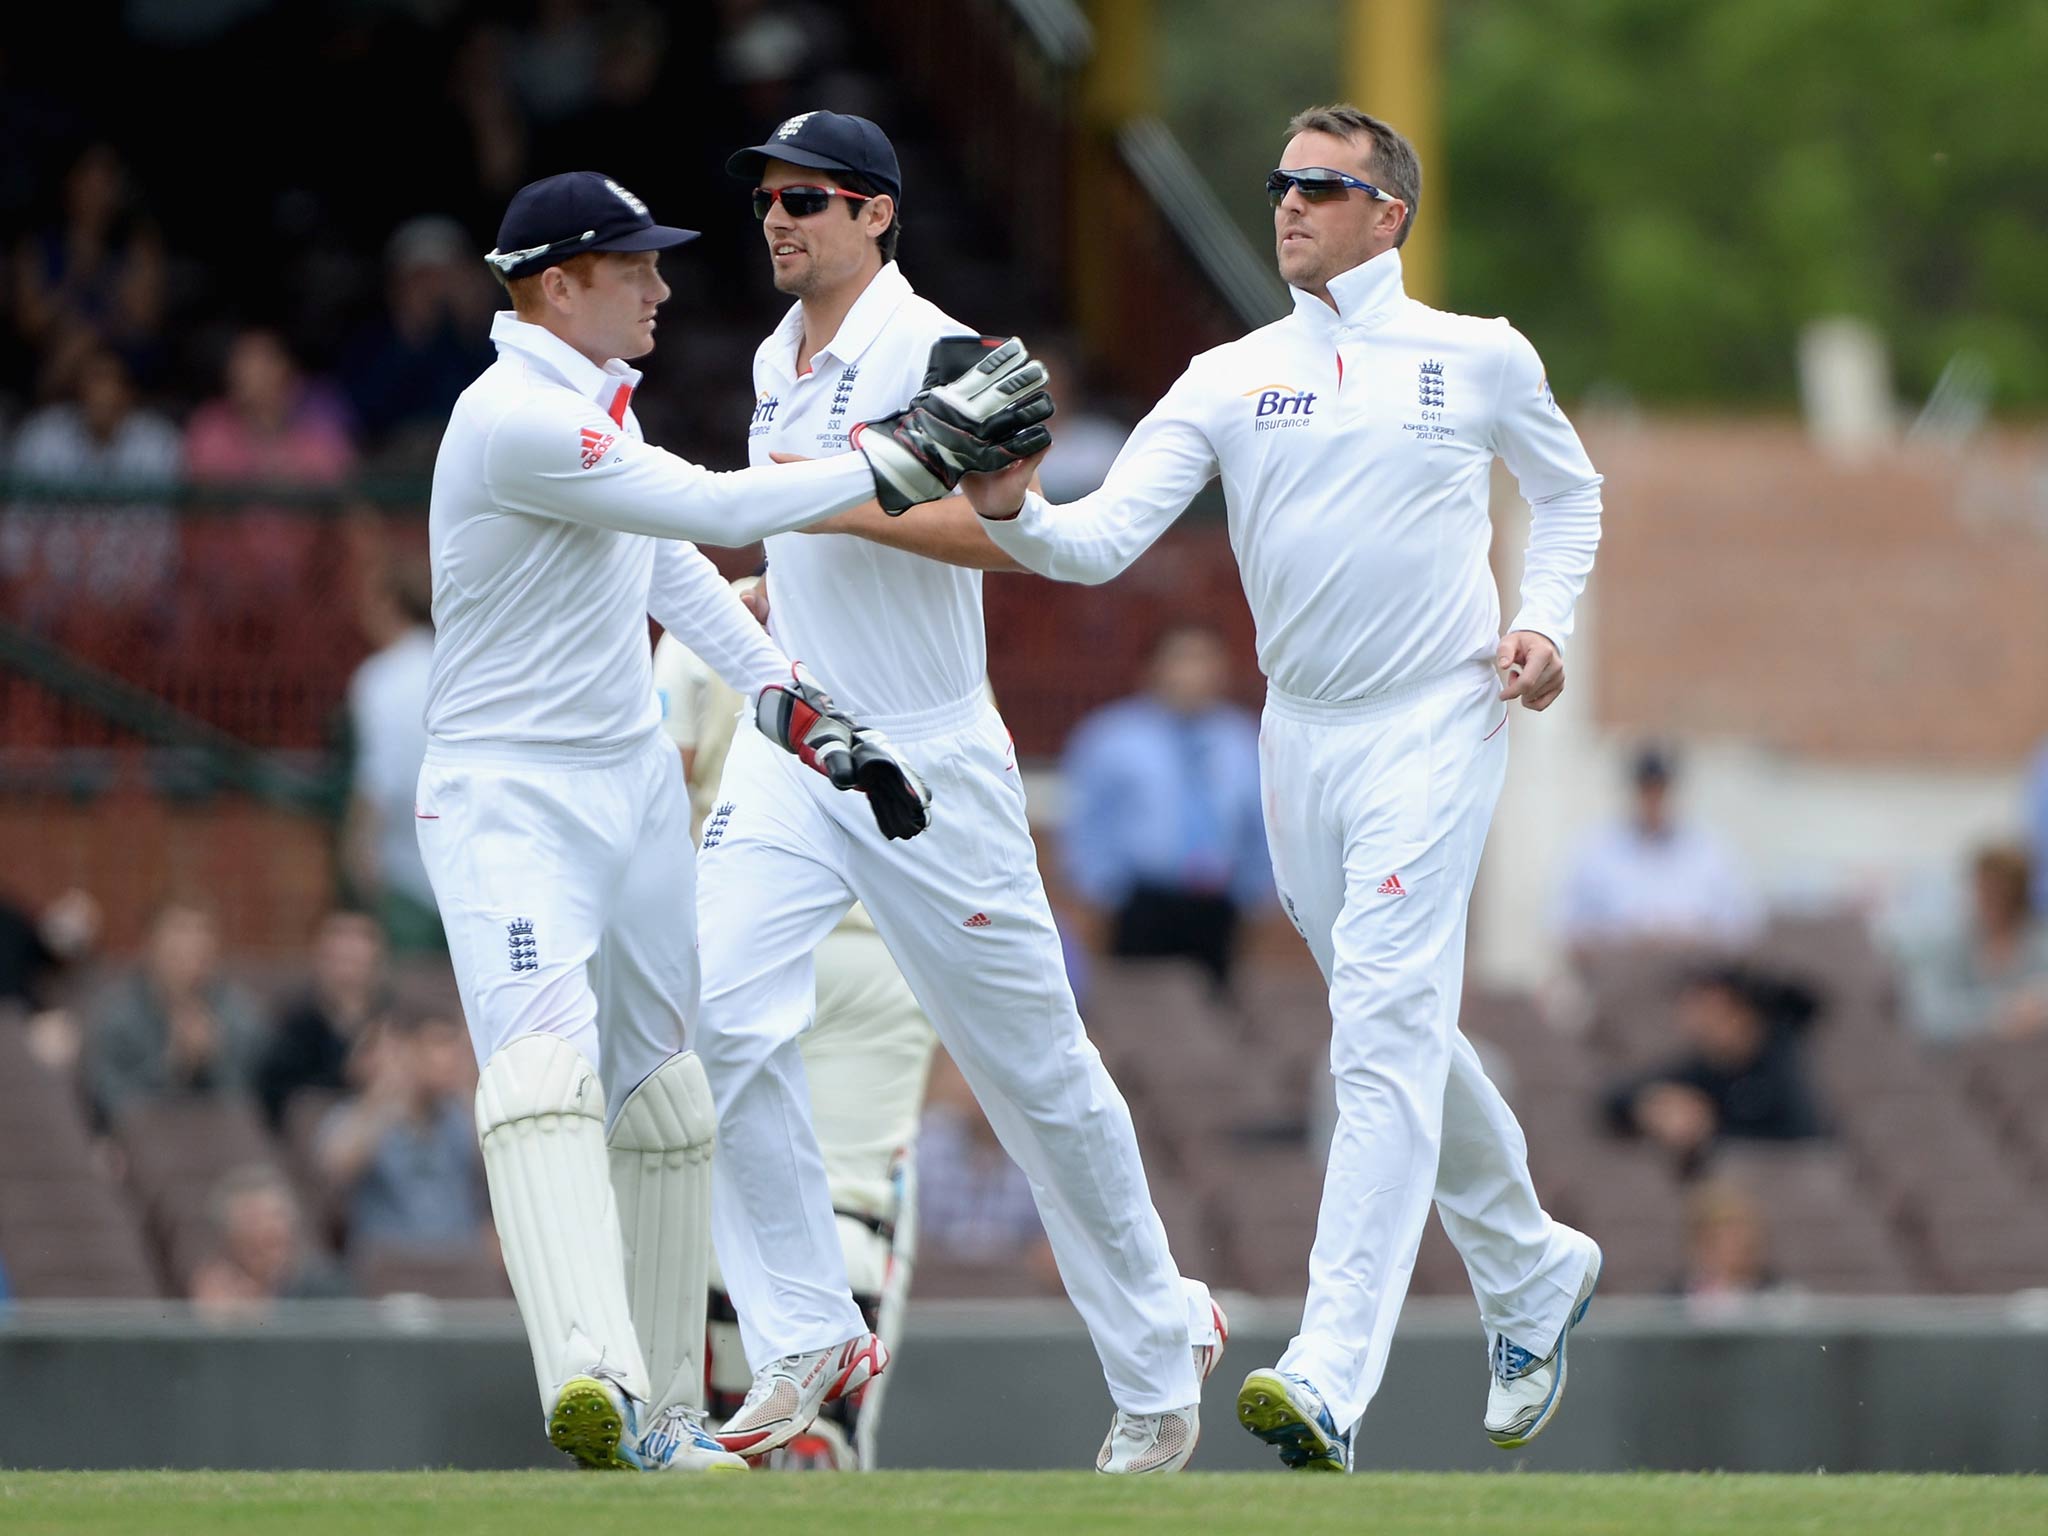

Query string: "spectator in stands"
[[715, 0, 843, 123], [188, 1164, 347, 1318], [338, 216, 495, 456], [916, 1051, 1056, 1280], [1031, 340, 1131, 503], [1603, 965, 1825, 1176], [1673, 1176, 1781, 1312], [3, 342, 180, 620], [86, 900, 264, 1125], [1059, 623, 1271, 988], [340, 557, 442, 953], [183, 326, 355, 594], [2030, 742, 2048, 915], [1559, 745, 1761, 953], [1899, 844, 2048, 1046], [0, 885, 99, 1075], [314, 1008, 486, 1255], [11, 143, 165, 376], [255, 909, 393, 1130], [0, 885, 98, 1015]]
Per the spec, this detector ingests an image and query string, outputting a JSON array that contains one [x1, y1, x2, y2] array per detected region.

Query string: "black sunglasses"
[[753, 185, 874, 220], [1265, 167, 1396, 208]]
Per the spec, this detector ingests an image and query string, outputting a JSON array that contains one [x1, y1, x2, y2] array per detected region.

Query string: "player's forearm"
[[649, 546, 791, 699], [491, 431, 876, 547], [662, 454, 880, 547], [821, 495, 1023, 571], [1507, 478, 1603, 647], [980, 490, 1155, 585]]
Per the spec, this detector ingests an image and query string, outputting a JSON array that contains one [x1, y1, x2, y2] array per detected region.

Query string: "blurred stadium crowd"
[[3, 2, 2047, 1315]]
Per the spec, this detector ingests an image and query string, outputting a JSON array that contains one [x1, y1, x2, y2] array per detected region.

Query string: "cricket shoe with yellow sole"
[[1236, 1369, 1349, 1472], [547, 1373, 640, 1470]]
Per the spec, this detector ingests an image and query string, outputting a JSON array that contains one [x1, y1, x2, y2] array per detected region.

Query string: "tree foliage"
[[1161, 0, 2048, 406]]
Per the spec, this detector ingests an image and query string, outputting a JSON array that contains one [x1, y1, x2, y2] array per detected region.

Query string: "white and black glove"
[[755, 665, 934, 840], [851, 336, 1055, 514]]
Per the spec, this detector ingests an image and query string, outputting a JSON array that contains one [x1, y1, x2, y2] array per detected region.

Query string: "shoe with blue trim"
[[638, 1403, 748, 1471], [1484, 1241, 1603, 1449], [1235, 1368, 1349, 1472], [548, 1373, 641, 1470]]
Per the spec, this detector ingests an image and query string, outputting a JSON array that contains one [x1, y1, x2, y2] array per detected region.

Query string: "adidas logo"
[[962, 912, 992, 928], [579, 426, 616, 469], [1376, 874, 1406, 897]]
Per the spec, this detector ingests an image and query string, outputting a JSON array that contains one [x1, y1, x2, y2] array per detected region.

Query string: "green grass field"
[[3, 1471, 2043, 1536]]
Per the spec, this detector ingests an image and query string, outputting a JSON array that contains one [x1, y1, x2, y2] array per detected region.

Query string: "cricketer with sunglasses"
[[685, 111, 1223, 1476], [940, 106, 1609, 1471], [415, 169, 1049, 1474]]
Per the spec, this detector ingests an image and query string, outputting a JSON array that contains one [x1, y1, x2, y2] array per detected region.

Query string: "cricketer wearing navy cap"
[[726, 111, 903, 202], [486, 170, 698, 280]]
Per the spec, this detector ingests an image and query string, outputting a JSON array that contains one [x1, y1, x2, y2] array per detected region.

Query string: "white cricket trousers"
[[415, 729, 697, 1107], [694, 695, 1200, 1414], [1261, 662, 1590, 1434]]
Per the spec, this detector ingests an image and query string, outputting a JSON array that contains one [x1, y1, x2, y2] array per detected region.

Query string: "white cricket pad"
[[476, 1033, 651, 1411], [607, 1050, 719, 1420]]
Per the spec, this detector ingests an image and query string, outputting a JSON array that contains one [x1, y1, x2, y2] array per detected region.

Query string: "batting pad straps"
[[607, 1051, 719, 1420], [476, 1034, 651, 1411]]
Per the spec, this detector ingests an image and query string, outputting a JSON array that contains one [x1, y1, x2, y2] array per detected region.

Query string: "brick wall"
[[1585, 421, 2048, 766]]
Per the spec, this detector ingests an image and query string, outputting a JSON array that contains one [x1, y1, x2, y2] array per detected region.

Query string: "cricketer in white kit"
[[414, 169, 1049, 1474], [954, 107, 1607, 1470], [655, 619, 938, 1470], [696, 112, 1220, 1475]]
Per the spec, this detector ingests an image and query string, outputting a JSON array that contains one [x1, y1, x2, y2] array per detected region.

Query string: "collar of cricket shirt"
[[1290, 246, 1408, 337], [489, 311, 644, 412], [774, 260, 914, 381]]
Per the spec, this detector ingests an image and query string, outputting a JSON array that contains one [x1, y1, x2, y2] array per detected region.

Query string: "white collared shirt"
[[982, 250, 1604, 703], [748, 262, 983, 722], [424, 312, 875, 748]]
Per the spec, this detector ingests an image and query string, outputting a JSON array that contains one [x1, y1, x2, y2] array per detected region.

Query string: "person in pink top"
[[184, 327, 356, 597]]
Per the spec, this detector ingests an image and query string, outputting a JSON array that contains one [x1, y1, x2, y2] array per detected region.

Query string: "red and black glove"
[[755, 665, 933, 840]]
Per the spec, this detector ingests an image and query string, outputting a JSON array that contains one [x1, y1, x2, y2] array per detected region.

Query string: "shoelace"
[[645, 1405, 721, 1457], [1492, 1334, 1541, 1383]]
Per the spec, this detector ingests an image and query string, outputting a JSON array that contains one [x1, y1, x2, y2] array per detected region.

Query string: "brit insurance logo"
[[748, 391, 780, 438], [1245, 382, 1318, 432]]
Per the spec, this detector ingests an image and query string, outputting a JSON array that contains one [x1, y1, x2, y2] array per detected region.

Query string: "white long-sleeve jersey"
[[748, 263, 982, 725], [424, 313, 875, 748], [983, 249, 1604, 703]]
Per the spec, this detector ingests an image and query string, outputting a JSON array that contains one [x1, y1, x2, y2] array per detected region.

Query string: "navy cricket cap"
[[726, 111, 902, 204], [486, 172, 697, 280]]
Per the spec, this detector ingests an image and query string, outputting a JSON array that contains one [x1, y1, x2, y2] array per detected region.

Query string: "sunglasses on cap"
[[1265, 167, 1396, 207], [753, 185, 874, 220]]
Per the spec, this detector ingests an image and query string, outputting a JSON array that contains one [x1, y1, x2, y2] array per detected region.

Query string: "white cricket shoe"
[[1195, 1294, 1230, 1383], [713, 1332, 888, 1460], [1236, 1369, 1348, 1472], [1096, 1404, 1200, 1474], [638, 1404, 749, 1472], [547, 1373, 640, 1471], [1484, 1241, 1603, 1449]]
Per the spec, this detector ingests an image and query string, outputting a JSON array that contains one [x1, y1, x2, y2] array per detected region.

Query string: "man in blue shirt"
[[1060, 624, 1272, 987]]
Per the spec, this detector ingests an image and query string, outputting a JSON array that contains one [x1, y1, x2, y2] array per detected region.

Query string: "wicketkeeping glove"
[[851, 335, 1055, 514], [755, 665, 934, 840]]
